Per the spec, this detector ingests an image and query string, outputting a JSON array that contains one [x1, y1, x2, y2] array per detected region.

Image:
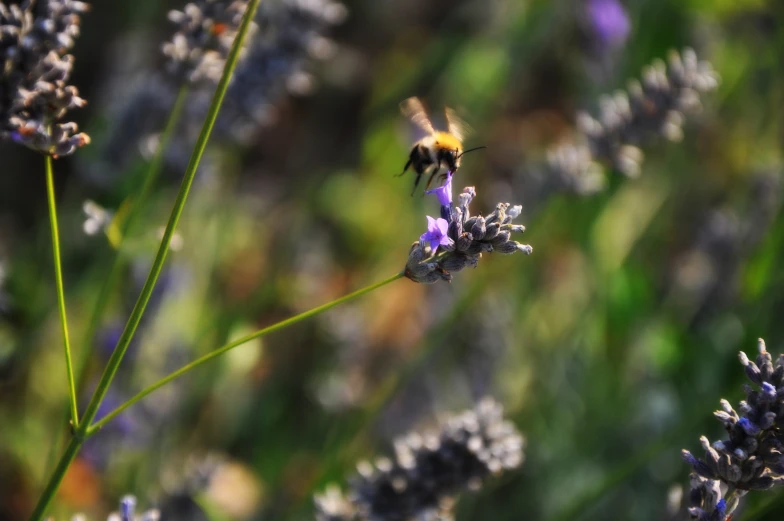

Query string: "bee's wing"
[[400, 97, 436, 135], [445, 107, 472, 142]]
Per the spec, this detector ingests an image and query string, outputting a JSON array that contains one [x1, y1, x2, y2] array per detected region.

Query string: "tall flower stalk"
[[2, 0, 92, 428], [26, 1, 262, 519]]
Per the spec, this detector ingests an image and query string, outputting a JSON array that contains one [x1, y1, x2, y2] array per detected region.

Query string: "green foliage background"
[[2, 0, 784, 520]]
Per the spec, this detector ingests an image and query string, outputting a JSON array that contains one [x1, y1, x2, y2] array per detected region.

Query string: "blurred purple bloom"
[[121, 495, 137, 521], [420, 216, 453, 253], [586, 0, 630, 46]]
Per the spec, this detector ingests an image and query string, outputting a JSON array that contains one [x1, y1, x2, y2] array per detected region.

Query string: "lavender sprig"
[[216, 0, 347, 143], [0, 0, 91, 156], [67, 495, 160, 521], [547, 48, 719, 193], [406, 179, 532, 284], [314, 398, 524, 521], [162, 0, 254, 84], [682, 338, 784, 520]]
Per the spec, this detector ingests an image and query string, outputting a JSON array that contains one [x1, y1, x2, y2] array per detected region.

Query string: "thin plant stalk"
[[78, 0, 259, 433], [26, 2, 261, 519], [77, 84, 190, 384], [45, 155, 79, 428], [42, 85, 190, 478], [88, 271, 405, 433]]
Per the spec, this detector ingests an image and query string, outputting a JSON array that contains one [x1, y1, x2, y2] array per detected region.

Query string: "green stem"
[[42, 84, 190, 480], [27, 3, 261, 520], [79, 0, 261, 436], [45, 155, 79, 428], [88, 272, 405, 434], [75, 85, 190, 393], [26, 436, 82, 521]]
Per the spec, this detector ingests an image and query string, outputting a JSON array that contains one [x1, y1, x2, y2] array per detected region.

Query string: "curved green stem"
[[79, 0, 261, 435], [45, 155, 79, 428], [87, 271, 405, 434], [27, 3, 261, 520]]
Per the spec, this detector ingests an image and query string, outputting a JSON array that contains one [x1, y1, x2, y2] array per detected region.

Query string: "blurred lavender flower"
[[0, 0, 91, 156], [314, 398, 524, 521], [545, 48, 719, 193], [670, 171, 782, 324], [216, 0, 348, 143], [82, 200, 114, 236], [585, 0, 630, 48], [109, 495, 161, 521], [681, 338, 784, 520], [86, 0, 346, 182], [406, 182, 532, 284], [162, 0, 254, 84], [68, 495, 160, 521]]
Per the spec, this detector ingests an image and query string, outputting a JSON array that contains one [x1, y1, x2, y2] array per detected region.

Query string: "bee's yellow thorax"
[[433, 132, 462, 152]]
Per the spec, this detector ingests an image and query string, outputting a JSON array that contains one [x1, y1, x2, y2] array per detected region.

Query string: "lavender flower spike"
[[406, 185, 532, 283], [67, 494, 160, 521], [314, 398, 524, 521], [162, 0, 256, 84], [681, 338, 784, 520], [545, 48, 719, 193], [0, 0, 91, 156]]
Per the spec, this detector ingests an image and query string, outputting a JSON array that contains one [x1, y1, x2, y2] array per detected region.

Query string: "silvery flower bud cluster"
[[217, 0, 348, 143], [162, 0, 254, 84], [87, 0, 347, 181], [0, 0, 91, 156], [682, 339, 784, 520], [546, 48, 719, 193], [314, 398, 524, 521], [405, 186, 532, 284]]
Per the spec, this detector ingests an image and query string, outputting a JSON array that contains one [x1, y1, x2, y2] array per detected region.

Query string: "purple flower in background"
[[586, 0, 630, 47], [420, 216, 453, 253]]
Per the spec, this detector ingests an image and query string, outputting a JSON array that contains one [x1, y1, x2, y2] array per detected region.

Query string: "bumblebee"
[[397, 97, 485, 195]]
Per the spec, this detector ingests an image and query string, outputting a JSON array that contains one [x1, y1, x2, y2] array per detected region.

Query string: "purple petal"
[[436, 217, 449, 235], [426, 171, 454, 206], [439, 235, 454, 248]]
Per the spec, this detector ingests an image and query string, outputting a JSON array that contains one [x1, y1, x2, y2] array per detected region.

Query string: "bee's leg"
[[410, 172, 423, 196], [397, 157, 412, 177], [398, 146, 421, 177], [423, 164, 440, 192]]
